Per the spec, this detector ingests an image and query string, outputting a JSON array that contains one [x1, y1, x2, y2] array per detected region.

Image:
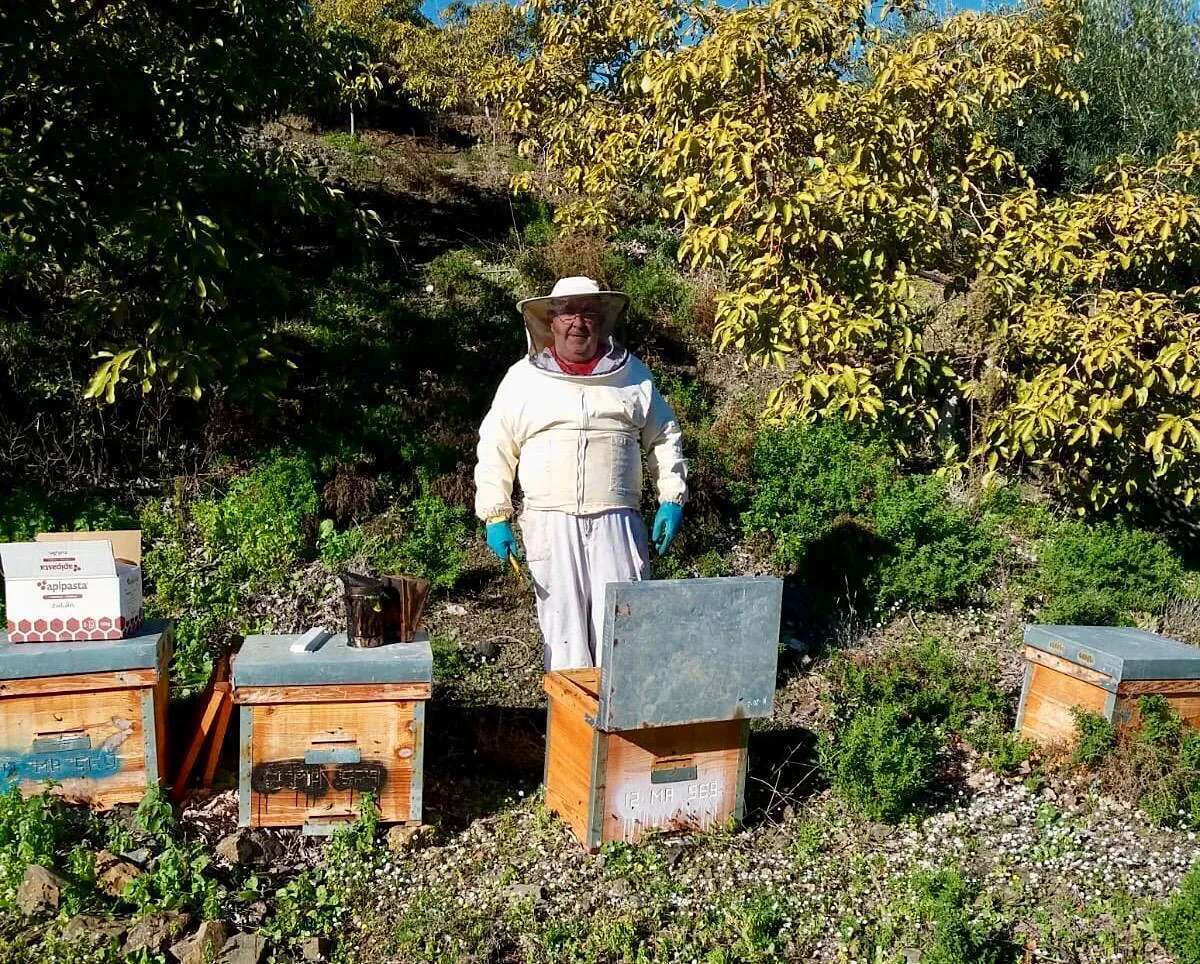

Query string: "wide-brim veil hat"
[[517, 276, 629, 354]]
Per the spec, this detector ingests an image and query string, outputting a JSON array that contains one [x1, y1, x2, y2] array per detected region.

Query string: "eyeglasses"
[[549, 300, 603, 323], [553, 311, 602, 323]]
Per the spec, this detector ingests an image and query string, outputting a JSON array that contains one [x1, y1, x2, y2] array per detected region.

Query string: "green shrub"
[[122, 840, 225, 919], [262, 797, 380, 953], [376, 491, 470, 591], [424, 249, 519, 354], [317, 519, 371, 568], [430, 634, 468, 681], [615, 222, 680, 261], [1155, 862, 1200, 964], [604, 252, 691, 326], [753, 458, 997, 613], [1130, 697, 1200, 826], [0, 787, 71, 900], [979, 483, 1055, 540], [197, 452, 320, 591], [67, 500, 136, 532], [819, 702, 940, 822], [141, 453, 318, 691], [1034, 520, 1184, 625], [657, 373, 713, 428], [821, 639, 1026, 819], [426, 248, 487, 301], [1138, 694, 1184, 748], [0, 488, 54, 542], [0, 488, 135, 543], [140, 498, 240, 691], [869, 476, 1000, 610], [1072, 708, 1117, 766], [519, 204, 557, 247], [913, 869, 1012, 964], [1075, 696, 1200, 827], [742, 418, 895, 572], [321, 131, 375, 177], [825, 638, 1012, 747]]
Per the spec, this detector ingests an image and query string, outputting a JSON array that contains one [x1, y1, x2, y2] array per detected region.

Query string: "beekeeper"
[[474, 276, 688, 670]]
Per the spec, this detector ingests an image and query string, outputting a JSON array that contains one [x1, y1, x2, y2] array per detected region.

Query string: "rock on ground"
[[216, 830, 258, 865], [170, 919, 231, 964], [94, 849, 144, 897], [218, 931, 266, 964], [16, 864, 68, 916], [62, 914, 128, 945], [122, 911, 193, 956], [385, 824, 434, 853], [301, 935, 332, 961]]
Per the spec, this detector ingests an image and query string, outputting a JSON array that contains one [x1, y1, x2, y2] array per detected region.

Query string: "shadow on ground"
[[745, 726, 822, 822], [423, 701, 546, 833], [421, 700, 822, 835]]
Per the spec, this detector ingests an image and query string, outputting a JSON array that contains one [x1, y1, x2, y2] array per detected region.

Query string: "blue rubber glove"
[[652, 503, 684, 554], [485, 520, 520, 562]]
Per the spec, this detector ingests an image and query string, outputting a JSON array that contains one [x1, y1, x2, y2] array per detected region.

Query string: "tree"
[[493, 0, 1200, 511], [0, 0, 372, 409], [388, 2, 529, 143], [309, 0, 425, 134], [972, 134, 1200, 509], [998, 0, 1200, 192]]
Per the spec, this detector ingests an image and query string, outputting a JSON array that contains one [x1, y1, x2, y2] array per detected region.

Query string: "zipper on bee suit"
[[577, 390, 587, 514]]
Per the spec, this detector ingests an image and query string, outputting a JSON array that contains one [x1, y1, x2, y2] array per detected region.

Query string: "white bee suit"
[[474, 344, 687, 669], [519, 507, 650, 670]]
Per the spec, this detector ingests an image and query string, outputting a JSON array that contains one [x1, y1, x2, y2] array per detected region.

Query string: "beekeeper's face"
[[550, 299, 603, 362]]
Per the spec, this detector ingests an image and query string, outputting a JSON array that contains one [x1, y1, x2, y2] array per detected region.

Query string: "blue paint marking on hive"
[[0, 733, 121, 785]]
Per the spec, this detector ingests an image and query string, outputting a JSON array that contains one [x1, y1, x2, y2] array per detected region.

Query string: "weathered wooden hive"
[[0, 621, 172, 806], [1018, 624, 1200, 745], [231, 632, 432, 833], [543, 577, 782, 852]]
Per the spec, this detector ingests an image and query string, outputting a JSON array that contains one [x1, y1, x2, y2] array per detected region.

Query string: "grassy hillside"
[[2, 121, 1200, 964]]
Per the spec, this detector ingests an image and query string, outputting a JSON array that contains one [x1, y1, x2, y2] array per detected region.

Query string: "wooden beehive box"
[[1018, 624, 1200, 745], [0, 621, 172, 807], [544, 577, 782, 852], [231, 632, 432, 834]]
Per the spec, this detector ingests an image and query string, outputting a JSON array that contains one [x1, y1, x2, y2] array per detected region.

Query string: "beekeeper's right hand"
[[485, 520, 520, 561]]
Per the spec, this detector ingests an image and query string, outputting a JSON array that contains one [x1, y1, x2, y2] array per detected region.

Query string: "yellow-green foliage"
[[493, 0, 1200, 511], [387, 2, 524, 130], [974, 134, 1200, 509], [497, 0, 1079, 395]]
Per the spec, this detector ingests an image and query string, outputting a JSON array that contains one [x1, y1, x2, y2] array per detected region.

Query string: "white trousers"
[[519, 508, 650, 671]]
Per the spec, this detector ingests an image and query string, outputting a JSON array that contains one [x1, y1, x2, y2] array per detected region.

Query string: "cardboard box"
[[0, 533, 143, 642], [36, 530, 142, 566]]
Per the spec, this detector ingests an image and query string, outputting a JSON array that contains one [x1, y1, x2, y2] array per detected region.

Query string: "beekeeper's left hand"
[[651, 503, 684, 554]]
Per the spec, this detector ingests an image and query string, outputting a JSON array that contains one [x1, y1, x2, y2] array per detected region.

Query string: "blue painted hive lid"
[[0, 620, 171, 680], [1024, 624, 1200, 683], [232, 632, 433, 688]]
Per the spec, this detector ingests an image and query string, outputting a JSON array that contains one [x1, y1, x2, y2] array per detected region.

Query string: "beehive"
[[0, 621, 172, 807], [543, 577, 782, 852], [231, 632, 432, 833], [1018, 624, 1200, 745]]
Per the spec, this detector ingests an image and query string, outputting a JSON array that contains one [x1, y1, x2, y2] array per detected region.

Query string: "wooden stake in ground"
[[171, 653, 233, 801]]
